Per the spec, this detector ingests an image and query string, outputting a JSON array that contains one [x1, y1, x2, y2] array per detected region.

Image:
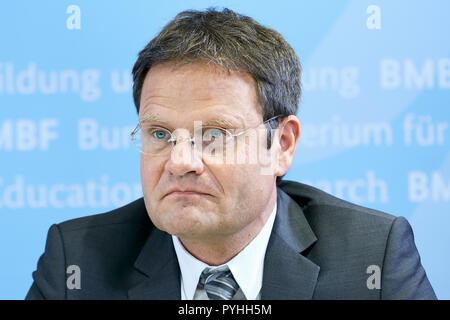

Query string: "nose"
[[165, 134, 205, 176]]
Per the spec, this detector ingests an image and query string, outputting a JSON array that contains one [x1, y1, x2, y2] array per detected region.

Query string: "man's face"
[[139, 62, 278, 243]]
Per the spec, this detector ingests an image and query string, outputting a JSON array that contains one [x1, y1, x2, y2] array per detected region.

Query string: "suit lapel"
[[128, 226, 181, 300], [261, 188, 320, 299]]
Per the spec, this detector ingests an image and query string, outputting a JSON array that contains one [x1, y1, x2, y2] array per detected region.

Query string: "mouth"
[[163, 190, 213, 199]]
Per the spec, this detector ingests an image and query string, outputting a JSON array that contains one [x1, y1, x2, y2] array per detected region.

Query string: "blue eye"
[[153, 130, 168, 140], [204, 128, 225, 140]]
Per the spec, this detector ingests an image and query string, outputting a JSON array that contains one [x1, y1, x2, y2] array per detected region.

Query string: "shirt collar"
[[172, 235, 209, 300], [172, 202, 277, 300]]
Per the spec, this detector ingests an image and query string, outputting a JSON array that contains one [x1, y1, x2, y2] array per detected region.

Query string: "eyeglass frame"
[[130, 114, 283, 156]]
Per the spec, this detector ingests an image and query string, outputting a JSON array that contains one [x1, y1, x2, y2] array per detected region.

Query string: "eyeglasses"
[[130, 115, 282, 156]]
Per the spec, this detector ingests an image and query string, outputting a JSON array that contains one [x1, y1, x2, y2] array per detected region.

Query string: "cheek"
[[218, 164, 263, 203], [140, 155, 162, 195], [216, 165, 271, 228]]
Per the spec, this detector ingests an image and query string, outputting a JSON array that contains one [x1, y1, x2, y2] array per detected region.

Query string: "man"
[[26, 8, 436, 300]]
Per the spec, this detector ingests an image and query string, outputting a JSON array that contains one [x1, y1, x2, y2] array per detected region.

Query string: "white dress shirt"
[[172, 202, 277, 300]]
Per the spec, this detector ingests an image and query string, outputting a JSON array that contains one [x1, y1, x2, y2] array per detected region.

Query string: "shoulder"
[[57, 197, 151, 232], [277, 180, 398, 243], [53, 198, 153, 259], [278, 179, 396, 223], [29, 198, 153, 299], [277, 180, 436, 299]]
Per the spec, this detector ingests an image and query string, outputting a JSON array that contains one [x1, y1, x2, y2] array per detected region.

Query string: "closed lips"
[[164, 188, 212, 198]]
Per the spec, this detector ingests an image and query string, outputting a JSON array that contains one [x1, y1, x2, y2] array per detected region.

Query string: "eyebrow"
[[139, 114, 237, 128], [202, 119, 235, 127], [139, 114, 170, 126]]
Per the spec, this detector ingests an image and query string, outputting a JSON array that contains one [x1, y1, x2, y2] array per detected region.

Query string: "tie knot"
[[198, 265, 239, 300]]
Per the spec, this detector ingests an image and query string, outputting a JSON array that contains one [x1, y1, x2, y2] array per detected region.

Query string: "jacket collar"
[[261, 187, 320, 299], [128, 226, 181, 299]]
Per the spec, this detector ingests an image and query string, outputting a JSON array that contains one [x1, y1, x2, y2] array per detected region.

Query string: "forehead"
[[139, 61, 262, 125]]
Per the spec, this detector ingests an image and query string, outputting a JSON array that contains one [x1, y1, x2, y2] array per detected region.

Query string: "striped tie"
[[198, 265, 239, 300]]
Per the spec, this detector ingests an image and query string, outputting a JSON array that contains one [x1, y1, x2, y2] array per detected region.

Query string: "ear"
[[273, 115, 301, 178]]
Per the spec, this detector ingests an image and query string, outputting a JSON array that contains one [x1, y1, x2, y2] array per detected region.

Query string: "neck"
[[178, 189, 277, 266]]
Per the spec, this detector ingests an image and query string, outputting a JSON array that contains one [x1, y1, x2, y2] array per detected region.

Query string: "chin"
[[151, 206, 214, 234]]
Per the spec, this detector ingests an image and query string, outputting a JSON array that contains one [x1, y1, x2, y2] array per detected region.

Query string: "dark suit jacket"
[[25, 180, 436, 299]]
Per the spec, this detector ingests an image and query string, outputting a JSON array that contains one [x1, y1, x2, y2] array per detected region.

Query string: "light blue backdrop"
[[1, 0, 449, 299]]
